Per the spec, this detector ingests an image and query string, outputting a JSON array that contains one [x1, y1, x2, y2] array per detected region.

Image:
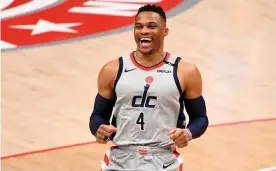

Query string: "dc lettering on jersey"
[[132, 76, 157, 108], [132, 84, 157, 108]]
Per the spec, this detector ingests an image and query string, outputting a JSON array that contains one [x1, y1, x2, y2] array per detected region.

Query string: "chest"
[[115, 68, 179, 101]]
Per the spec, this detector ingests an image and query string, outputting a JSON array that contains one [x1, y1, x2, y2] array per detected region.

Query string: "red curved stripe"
[[1, 141, 97, 160], [2, 0, 31, 11], [1, 117, 276, 160]]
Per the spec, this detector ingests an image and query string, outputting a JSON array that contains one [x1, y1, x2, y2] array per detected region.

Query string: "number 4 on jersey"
[[136, 113, 145, 130]]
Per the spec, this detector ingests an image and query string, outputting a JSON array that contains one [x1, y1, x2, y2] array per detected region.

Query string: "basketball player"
[[89, 4, 209, 171]]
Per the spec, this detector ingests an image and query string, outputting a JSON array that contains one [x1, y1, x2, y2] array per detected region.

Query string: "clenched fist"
[[168, 128, 192, 148], [96, 124, 117, 144]]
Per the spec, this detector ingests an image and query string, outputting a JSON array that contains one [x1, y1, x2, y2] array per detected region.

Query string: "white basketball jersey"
[[111, 52, 185, 148]]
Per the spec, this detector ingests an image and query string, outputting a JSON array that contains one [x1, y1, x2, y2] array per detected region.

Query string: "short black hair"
[[136, 4, 166, 22]]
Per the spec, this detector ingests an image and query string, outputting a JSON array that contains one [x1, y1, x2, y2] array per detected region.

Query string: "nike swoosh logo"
[[124, 68, 136, 72], [163, 161, 174, 169]]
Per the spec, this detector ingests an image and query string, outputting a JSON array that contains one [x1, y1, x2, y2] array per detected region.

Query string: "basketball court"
[[1, 0, 276, 170]]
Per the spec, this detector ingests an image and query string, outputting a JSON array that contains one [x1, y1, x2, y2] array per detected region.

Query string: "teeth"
[[140, 38, 152, 41]]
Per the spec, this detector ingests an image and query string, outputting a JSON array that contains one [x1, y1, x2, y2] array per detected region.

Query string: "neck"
[[134, 49, 166, 67]]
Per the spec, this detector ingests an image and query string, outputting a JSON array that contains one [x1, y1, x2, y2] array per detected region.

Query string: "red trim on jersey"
[[110, 146, 117, 150], [179, 163, 183, 171], [101, 146, 183, 171], [173, 150, 183, 171], [130, 51, 170, 71], [104, 154, 109, 165], [101, 146, 117, 171]]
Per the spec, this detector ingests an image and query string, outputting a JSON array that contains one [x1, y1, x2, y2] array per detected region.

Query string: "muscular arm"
[[89, 59, 119, 136], [183, 64, 202, 99], [98, 60, 119, 99], [178, 61, 209, 139]]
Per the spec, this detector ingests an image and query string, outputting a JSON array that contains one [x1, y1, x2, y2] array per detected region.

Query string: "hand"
[[168, 128, 192, 148], [96, 124, 117, 144]]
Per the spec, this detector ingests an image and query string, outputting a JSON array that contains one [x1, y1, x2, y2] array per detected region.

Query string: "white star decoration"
[[10, 19, 82, 35]]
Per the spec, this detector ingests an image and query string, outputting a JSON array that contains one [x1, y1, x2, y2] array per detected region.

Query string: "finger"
[[96, 137, 107, 144], [168, 128, 176, 135], [176, 141, 188, 148], [101, 125, 118, 133], [176, 139, 188, 148], [184, 134, 190, 142], [97, 128, 112, 137], [107, 125, 118, 132], [98, 125, 118, 136], [169, 133, 177, 141], [173, 132, 187, 144], [176, 132, 189, 143], [96, 132, 105, 139], [174, 136, 186, 144], [98, 126, 117, 137], [179, 142, 188, 148], [173, 129, 189, 140], [99, 125, 113, 134], [169, 130, 182, 140], [177, 138, 188, 145]]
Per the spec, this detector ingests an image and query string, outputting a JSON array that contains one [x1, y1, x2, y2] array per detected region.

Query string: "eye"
[[148, 25, 157, 29], [135, 25, 142, 30]]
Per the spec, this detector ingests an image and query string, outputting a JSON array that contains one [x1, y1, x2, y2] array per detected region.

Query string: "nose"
[[141, 26, 150, 34]]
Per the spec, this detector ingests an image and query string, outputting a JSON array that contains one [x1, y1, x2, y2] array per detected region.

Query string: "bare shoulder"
[[97, 58, 120, 99], [178, 59, 201, 77], [177, 59, 202, 99], [99, 58, 120, 77]]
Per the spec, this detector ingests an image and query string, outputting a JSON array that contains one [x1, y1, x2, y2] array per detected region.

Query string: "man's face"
[[134, 11, 168, 55]]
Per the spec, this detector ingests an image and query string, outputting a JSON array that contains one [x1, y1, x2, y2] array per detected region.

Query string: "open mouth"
[[139, 38, 153, 48]]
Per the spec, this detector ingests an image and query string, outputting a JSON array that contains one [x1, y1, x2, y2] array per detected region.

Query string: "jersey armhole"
[[173, 57, 187, 128], [110, 57, 123, 131], [112, 56, 123, 102], [173, 57, 183, 95], [113, 57, 123, 90]]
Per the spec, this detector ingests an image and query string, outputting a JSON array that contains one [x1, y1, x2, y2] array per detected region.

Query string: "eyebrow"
[[135, 22, 158, 25]]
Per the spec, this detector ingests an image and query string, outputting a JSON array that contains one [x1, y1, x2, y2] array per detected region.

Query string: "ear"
[[164, 27, 169, 36]]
